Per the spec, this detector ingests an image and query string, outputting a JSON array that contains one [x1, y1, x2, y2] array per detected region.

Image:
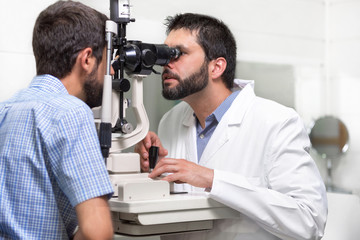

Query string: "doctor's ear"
[[209, 57, 227, 80]]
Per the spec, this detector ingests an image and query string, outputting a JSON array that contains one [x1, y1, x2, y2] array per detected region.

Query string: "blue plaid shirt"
[[0, 75, 114, 239]]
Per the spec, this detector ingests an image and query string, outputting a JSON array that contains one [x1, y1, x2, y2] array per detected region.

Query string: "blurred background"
[[1, 0, 360, 238]]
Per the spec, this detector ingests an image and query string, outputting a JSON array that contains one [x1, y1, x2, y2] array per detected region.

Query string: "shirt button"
[[200, 134, 205, 139]]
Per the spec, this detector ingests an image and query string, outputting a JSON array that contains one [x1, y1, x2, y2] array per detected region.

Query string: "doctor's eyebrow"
[[173, 44, 188, 53]]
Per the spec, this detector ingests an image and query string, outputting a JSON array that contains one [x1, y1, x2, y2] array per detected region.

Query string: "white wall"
[[0, 0, 325, 100], [0, 0, 55, 98]]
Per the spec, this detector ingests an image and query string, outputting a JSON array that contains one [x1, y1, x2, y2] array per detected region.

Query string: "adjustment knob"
[[149, 146, 159, 172], [121, 122, 133, 134]]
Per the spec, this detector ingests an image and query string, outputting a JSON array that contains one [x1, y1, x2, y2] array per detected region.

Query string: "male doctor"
[[135, 13, 327, 240]]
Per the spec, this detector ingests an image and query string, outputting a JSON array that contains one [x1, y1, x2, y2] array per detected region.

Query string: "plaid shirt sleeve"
[[44, 104, 113, 206]]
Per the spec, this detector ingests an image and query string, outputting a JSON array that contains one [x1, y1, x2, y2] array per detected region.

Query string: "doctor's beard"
[[162, 60, 209, 100], [84, 67, 103, 109]]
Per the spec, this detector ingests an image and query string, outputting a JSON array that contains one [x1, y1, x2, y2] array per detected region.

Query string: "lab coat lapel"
[[181, 108, 198, 164], [199, 84, 256, 166]]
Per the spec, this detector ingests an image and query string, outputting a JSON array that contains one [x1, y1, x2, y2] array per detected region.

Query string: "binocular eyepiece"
[[112, 41, 181, 76]]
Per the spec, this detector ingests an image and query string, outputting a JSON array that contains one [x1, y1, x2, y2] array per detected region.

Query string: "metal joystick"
[[149, 146, 159, 173]]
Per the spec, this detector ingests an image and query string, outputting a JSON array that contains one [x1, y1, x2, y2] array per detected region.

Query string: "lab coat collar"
[[179, 79, 256, 165], [199, 79, 256, 165], [233, 79, 255, 90], [181, 103, 196, 127], [227, 79, 256, 125], [181, 79, 255, 127]]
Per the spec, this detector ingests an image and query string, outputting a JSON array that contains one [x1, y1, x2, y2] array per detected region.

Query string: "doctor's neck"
[[184, 81, 232, 128]]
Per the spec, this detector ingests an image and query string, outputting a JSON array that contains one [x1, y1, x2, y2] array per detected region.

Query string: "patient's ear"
[[77, 47, 95, 74]]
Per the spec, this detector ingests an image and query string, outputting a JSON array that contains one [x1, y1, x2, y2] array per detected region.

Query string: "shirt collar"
[[195, 90, 240, 128], [29, 74, 69, 95], [211, 90, 240, 122]]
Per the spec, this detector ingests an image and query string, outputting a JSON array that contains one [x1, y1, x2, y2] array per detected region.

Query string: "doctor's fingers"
[[160, 165, 214, 188], [134, 132, 157, 162], [135, 131, 158, 152], [138, 132, 167, 157], [149, 158, 194, 177], [158, 146, 168, 158], [134, 143, 149, 172], [155, 158, 188, 168], [134, 140, 148, 158], [140, 158, 149, 172], [146, 131, 163, 148], [147, 132, 168, 157], [159, 159, 215, 188], [148, 158, 184, 178]]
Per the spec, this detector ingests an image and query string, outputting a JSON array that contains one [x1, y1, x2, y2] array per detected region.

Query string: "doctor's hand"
[[148, 158, 214, 189], [134, 131, 168, 172]]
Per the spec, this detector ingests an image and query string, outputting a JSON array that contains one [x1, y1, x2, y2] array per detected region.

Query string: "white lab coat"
[[158, 80, 327, 240]]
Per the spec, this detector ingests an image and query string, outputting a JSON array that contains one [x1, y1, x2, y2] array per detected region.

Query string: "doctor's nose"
[[165, 59, 175, 70]]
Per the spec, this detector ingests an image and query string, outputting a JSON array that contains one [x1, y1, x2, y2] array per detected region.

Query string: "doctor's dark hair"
[[32, 1, 108, 79], [165, 13, 237, 89]]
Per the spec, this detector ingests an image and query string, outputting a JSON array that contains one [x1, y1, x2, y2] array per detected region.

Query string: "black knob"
[[112, 78, 130, 92], [142, 49, 157, 67], [149, 146, 159, 171]]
